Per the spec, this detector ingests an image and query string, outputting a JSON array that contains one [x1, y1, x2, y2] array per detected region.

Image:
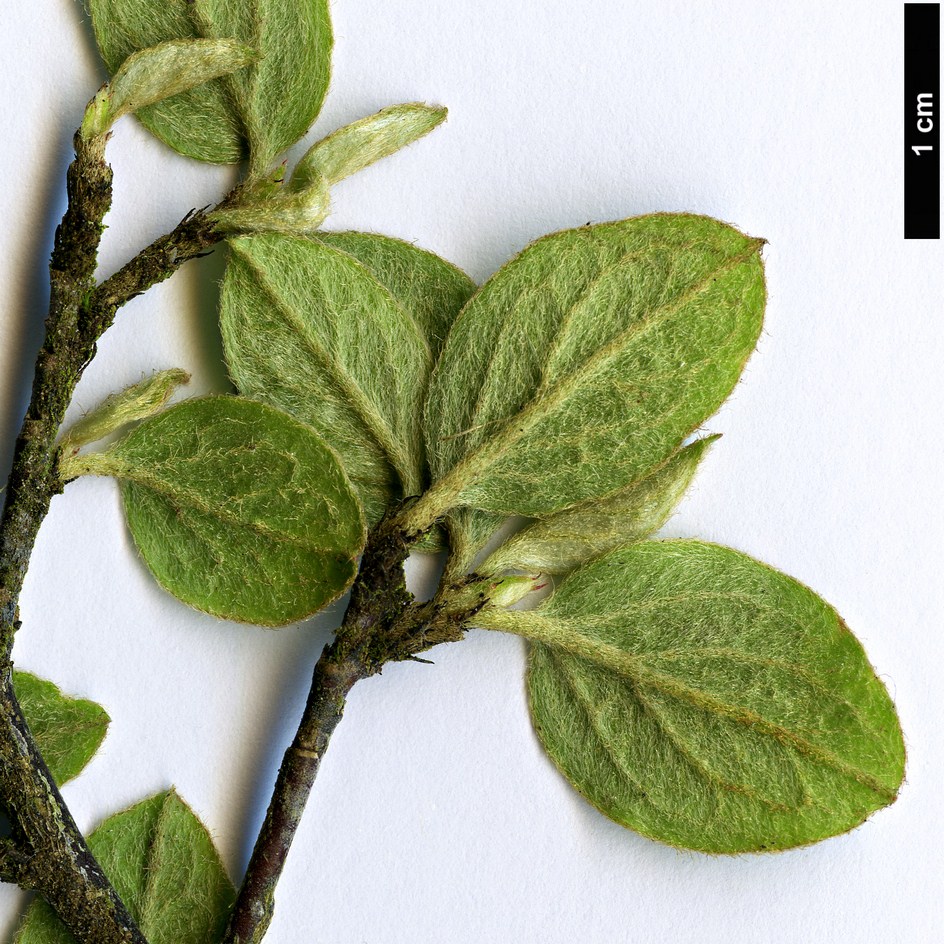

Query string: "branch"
[[223, 513, 478, 944]]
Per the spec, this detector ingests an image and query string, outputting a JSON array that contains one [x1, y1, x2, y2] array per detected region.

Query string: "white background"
[[1, 1, 942, 942]]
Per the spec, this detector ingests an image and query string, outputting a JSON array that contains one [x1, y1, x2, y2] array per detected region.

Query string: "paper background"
[[1, 1, 941, 941]]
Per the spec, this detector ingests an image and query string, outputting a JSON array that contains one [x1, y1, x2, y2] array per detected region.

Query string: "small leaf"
[[220, 234, 435, 526], [293, 103, 448, 188], [15, 790, 234, 944], [58, 368, 190, 460], [72, 397, 364, 626], [481, 437, 717, 575], [81, 39, 258, 140], [476, 541, 905, 853], [13, 672, 109, 786], [408, 214, 765, 531], [315, 231, 476, 360], [89, 0, 333, 167]]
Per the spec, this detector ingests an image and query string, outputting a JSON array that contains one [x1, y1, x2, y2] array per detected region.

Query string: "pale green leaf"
[[477, 541, 905, 853], [89, 0, 333, 167], [220, 234, 433, 526], [481, 436, 717, 575], [13, 672, 109, 786], [15, 790, 234, 944], [58, 369, 190, 459], [315, 231, 476, 359], [71, 397, 364, 626], [81, 39, 258, 139], [294, 103, 448, 188], [407, 214, 765, 531]]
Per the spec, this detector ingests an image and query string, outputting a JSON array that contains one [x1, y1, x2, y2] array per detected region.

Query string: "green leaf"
[[293, 103, 448, 188], [71, 397, 364, 626], [81, 39, 258, 140], [15, 790, 235, 944], [476, 541, 905, 853], [59, 369, 190, 461], [220, 234, 436, 527], [89, 0, 333, 167], [481, 436, 717, 576], [407, 214, 765, 531], [13, 672, 109, 786], [315, 231, 476, 360]]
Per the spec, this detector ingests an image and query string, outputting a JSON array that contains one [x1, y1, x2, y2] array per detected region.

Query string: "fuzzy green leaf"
[[481, 436, 717, 575], [293, 103, 448, 188], [477, 541, 905, 853], [12, 672, 109, 786], [58, 369, 190, 459], [71, 397, 364, 626], [81, 39, 258, 140], [89, 0, 333, 167], [315, 231, 476, 360], [220, 234, 438, 526], [408, 214, 765, 531], [15, 790, 235, 944]]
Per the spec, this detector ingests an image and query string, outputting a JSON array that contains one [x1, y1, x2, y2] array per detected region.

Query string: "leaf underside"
[[89, 0, 332, 166], [509, 541, 905, 853], [99, 397, 364, 625], [12, 672, 109, 786], [15, 791, 235, 944], [423, 214, 765, 522]]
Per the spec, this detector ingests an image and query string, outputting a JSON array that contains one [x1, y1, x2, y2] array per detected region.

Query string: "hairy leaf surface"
[[414, 214, 764, 528], [221, 235, 436, 525], [13, 673, 109, 786], [90, 0, 332, 166], [481, 437, 716, 575], [16, 791, 234, 944], [74, 397, 364, 626], [315, 231, 476, 359], [477, 541, 905, 852]]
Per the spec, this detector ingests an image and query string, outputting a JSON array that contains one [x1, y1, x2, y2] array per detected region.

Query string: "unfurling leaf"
[[407, 214, 765, 532], [476, 541, 905, 853], [481, 436, 717, 576], [15, 790, 234, 944], [70, 397, 364, 626], [211, 173, 330, 235], [221, 234, 468, 526], [58, 368, 190, 461], [293, 103, 448, 188], [89, 0, 333, 168], [81, 39, 258, 140], [13, 672, 109, 786]]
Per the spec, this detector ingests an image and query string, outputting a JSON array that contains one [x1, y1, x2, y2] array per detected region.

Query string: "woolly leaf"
[[409, 214, 765, 530], [220, 235, 433, 526], [481, 436, 717, 575], [89, 0, 333, 167], [70, 397, 364, 626], [476, 541, 905, 853], [294, 103, 448, 188], [59, 368, 190, 459], [315, 231, 476, 359], [15, 790, 234, 944], [12, 672, 109, 786], [81, 39, 258, 139]]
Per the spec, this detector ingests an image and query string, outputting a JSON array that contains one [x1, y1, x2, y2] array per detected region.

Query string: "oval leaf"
[[90, 0, 333, 167], [220, 234, 436, 526], [481, 436, 717, 576], [13, 672, 109, 786], [73, 397, 364, 626], [294, 103, 448, 187], [410, 214, 765, 529], [15, 790, 234, 944], [477, 541, 905, 853]]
